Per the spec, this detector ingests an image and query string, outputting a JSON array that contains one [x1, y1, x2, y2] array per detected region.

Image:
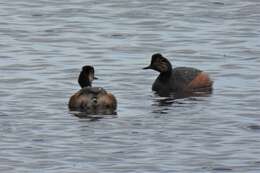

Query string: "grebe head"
[[143, 53, 172, 73], [78, 65, 98, 88]]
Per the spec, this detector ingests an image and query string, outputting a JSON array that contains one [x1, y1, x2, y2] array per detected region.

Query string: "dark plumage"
[[69, 65, 117, 115], [143, 53, 213, 96]]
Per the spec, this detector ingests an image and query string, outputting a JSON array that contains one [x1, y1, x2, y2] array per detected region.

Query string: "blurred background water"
[[0, 0, 260, 172]]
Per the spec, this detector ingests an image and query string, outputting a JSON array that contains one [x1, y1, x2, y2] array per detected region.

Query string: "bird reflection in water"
[[69, 111, 117, 121], [152, 90, 212, 114]]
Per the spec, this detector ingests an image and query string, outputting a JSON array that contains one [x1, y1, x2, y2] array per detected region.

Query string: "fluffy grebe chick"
[[143, 53, 213, 96], [68, 65, 117, 115]]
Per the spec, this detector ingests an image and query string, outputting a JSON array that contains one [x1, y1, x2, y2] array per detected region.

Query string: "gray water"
[[1, 0, 260, 172]]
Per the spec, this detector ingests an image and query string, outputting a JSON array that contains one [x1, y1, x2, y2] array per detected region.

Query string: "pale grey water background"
[[0, 0, 260, 172]]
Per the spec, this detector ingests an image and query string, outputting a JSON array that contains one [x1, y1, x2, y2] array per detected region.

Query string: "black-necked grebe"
[[69, 65, 117, 115], [143, 53, 213, 96]]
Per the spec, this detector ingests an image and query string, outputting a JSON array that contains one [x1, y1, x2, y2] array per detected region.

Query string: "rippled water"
[[1, 0, 260, 172]]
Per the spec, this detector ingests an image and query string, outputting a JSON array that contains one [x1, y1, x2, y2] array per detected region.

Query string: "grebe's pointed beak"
[[143, 65, 152, 70], [94, 77, 98, 80]]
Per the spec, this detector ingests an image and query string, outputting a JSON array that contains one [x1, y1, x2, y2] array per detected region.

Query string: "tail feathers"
[[186, 72, 213, 91]]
